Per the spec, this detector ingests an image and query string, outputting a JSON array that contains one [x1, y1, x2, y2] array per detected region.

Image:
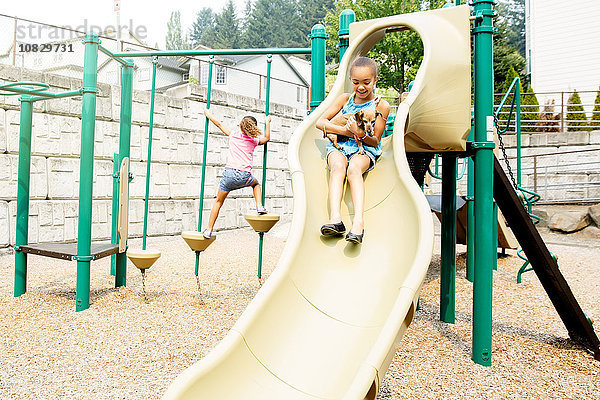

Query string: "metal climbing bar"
[[142, 57, 158, 251], [194, 55, 214, 277], [256, 55, 273, 280], [99, 45, 133, 66], [494, 76, 522, 185], [111, 48, 311, 58]]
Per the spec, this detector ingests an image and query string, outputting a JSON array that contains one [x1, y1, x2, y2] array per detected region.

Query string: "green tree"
[[521, 86, 539, 132], [493, 34, 526, 93], [242, 0, 303, 48], [324, 0, 445, 93], [190, 8, 216, 48], [297, 0, 335, 40], [166, 11, 187, 50], [212, 0, 242, 48], [496, 0, 525, 57], [590, 86, 600, 127], [567, 90, 588, 132]]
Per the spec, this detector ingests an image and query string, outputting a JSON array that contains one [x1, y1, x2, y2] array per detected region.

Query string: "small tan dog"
[[324, 108, 381, 155]]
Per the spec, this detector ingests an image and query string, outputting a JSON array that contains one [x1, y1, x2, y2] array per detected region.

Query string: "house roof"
[[178, 53, 308, 86]]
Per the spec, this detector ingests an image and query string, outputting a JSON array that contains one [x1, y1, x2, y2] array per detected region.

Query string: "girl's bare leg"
[[206, 189, 230, 232], [327, 151, 349, 223], [251, 180, 263, 207], [346, 154, 371, 234]]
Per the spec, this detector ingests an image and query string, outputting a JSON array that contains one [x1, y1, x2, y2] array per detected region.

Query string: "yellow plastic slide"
[[163, 5, 471, 399]]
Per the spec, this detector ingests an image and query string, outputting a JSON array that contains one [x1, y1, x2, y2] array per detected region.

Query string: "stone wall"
[[0, 65, 304, 248], [426, 131, 600, 201]]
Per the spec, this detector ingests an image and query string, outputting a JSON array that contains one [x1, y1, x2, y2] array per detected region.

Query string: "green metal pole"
[[110, 152, 119, 276], [338, 9, 355, 63], [256, 55, 273, 280], [516, 83, 522, 186], [115, 58, 134, 288], [472, 0, 496, 366], [195, 56, 214, 276], [76, 32, 100, 312], [142, 57, 158, 251], [261, 55, 272, 204], [466, 122, 475, 283], [441, 155, 457, 323], [14, 94, 34, 297], [309, 24, 327, 112]]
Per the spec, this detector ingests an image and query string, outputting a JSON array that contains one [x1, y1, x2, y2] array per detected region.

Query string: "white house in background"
[[182, 54, 310, 110], [0, 27, 188, 92], [525, 0, 600, 111]]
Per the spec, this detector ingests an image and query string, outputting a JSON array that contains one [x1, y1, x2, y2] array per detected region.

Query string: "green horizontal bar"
[[99, 45, 134, 66], [30, 89, 83, 102], [112, 48, 312, 58]]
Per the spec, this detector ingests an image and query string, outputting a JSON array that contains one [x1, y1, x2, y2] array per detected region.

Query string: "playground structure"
[[8, 35, 311, 310], [5, 1, 600, 399]]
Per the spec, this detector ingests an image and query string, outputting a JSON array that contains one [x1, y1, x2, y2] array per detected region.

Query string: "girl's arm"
[[347, 99, 391, 147], [315, 94, 355, 138], [204, 108, 231, 136], [258, 116, 271, 145]]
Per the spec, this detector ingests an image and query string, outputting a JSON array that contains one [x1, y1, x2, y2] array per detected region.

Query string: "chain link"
[[494, 115, 519, 191]]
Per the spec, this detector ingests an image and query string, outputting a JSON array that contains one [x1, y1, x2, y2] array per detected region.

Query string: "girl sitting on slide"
[[315, 57, 390, 244], [202, 109, 271, 238]]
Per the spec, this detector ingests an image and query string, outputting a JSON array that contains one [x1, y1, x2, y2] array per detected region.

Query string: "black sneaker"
[[345, 230, 364, 244], [320, 221, 346, 236]]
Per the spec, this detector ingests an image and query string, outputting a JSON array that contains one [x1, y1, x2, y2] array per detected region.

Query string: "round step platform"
[[181, 231, 216, 252], [127, 249, 161, 270], [244, 214, 280, 233]]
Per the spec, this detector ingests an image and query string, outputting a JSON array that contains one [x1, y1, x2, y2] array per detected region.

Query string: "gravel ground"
[[0, 219, 598, 399]]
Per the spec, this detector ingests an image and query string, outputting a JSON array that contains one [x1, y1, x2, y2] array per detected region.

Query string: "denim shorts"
[[326, 139, 380, 173], [219, 168, 257, 192]]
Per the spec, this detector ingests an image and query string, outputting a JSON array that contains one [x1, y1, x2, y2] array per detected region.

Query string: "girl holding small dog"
[[201, 109, 271, 238], [315, 56, 390, 244]]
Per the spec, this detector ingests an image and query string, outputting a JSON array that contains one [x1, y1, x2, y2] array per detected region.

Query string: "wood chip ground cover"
[[0, 224, 598, 399]]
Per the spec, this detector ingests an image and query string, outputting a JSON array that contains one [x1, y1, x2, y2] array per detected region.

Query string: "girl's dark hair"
[[349, 57, 378, 76], [240, 116, 261, 137]]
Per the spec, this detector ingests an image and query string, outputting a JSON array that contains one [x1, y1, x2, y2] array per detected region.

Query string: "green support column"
[[472, 0, 496, 366], [466, 116, 475, 282], [441, 155, 457, 323], [309, 24, 327, 112], [115, 58, 134, 288], [338, 9, 355, 62], [76, 32, 100, 311], [110, 152, 119, 276], [142, 57, 158, 251], [256, 55, 273, 280], [195, 56, 214, 276], [14, 95, 34, 297]]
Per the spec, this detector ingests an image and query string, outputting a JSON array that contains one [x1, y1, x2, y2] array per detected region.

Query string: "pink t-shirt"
[[226, 128, 260, 172]]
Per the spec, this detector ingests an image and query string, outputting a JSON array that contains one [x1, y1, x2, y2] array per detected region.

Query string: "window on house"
[[182, 72, 189, 81], [297, 86, 307, 103], [215, 65, 227, 85], [200, 64, 209, 85], [139, 68, 150, 82]]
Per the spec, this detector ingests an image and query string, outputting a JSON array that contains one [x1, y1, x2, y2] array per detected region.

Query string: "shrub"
[[590, 86, 600, 128], [521, 86, 539, 132], [567, 90, 588, 131]]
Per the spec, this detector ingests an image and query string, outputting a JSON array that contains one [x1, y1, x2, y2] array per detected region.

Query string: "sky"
[[1, 0, 248, 49]]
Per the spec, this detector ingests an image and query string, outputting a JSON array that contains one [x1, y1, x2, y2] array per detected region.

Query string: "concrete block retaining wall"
[[0, 64, 302, 248]]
